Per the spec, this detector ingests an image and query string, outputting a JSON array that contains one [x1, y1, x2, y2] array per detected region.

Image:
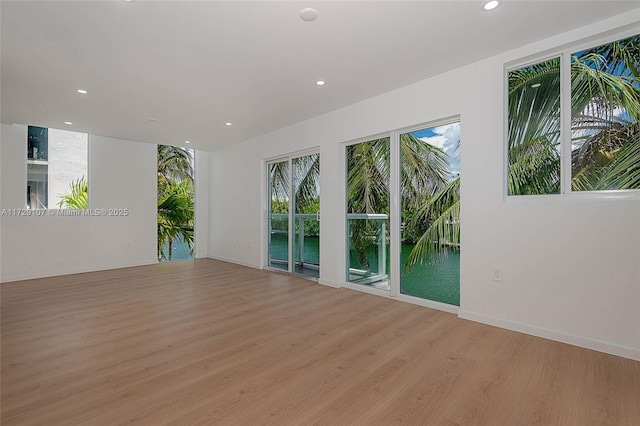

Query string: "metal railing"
[[270, 213, 320, 268], [346, 213, 388, 285]]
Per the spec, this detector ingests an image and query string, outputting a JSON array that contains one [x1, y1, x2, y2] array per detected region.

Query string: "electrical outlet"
[[493, 266, 504, 282]]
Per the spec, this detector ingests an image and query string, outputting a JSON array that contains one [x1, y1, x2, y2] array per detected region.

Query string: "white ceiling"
[[2, 1, 638, 151]]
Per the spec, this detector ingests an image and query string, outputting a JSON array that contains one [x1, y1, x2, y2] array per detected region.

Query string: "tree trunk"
[[168, 239, 173, 261]]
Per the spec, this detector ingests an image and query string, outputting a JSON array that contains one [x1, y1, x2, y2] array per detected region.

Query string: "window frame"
[[504, 27, 640, 199]]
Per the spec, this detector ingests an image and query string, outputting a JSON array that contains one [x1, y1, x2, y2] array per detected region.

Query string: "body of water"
[[272, 233, 460, 306], [161, 235, 193, 262]]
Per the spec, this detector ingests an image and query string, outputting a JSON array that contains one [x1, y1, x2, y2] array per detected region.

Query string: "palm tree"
[[158, 144, 193, 190], [157, 145, 194, 260], [58, 176, 88, 209], [508, 34, 640, 194], [269, 154, 321, 209], [158, 179, 194, 260], [269, 135, 453, 271], [345, 135, 452, 269]]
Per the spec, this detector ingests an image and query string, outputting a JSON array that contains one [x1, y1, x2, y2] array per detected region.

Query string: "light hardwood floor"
[[1, 259, 639, 425]]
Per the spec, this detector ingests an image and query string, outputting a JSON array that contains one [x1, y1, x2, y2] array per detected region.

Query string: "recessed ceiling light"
[[483, 0, 501, 11], [64, 121, 73, 125], [225, 122, 232, 126], [300, 8, 318, 22], [123, 0, 136, 3], [531, 83, 542, 88], [185, 140, 191, 144], [315, 80, 326, 86], [147, 117, 158, 122], [77, 89, 88, 94]]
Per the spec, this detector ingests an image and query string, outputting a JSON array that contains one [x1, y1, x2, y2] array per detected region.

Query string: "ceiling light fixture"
[[225, 122, 232, 126], [123, 0, 136, 3], [315, 80, 326, 86], [300, 8, 318, 22], [482, 0, 501, 11], [64, 121, 73, 125], [185, 140, 191, 144], [77, 89, 88, 94]]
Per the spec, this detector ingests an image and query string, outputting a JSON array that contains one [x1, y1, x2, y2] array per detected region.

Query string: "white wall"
[[209, 13, 640, 360], [1, 124, 158, 281]]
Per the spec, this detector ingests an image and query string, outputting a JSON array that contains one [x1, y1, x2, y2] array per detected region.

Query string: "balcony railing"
[[346, 213, 388, 285], [270, 213, 319, 269]]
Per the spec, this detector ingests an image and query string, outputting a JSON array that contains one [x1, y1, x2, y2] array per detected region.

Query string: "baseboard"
[[395, 294, 459, 314], [317, 278, 341, 288], [0, 259, 159, 283], [207, 255, 262, 270], [458, 309, 640, 361], [342, 282, 392, 299]]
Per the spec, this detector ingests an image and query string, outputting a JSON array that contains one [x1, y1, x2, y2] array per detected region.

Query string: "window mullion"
[[560, 52, 573, 194], [389, 131, 400, 297]]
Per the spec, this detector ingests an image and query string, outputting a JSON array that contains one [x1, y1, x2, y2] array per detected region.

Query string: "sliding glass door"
[[267, 152, 320, 278], [344, 120, 460, 307], [345, 137, 390, 288]]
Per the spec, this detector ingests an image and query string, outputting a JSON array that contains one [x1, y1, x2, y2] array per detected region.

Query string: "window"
[[507, 57, 561, 195], [507, 33, 639, 195], [27, 126, 89, 209]]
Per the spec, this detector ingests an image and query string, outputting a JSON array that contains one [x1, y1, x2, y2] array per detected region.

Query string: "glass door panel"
[[345, 137, 390, 289], [399, 123, 460, 306], [292, 153, 320, 278], [268, 160, 289, 271]]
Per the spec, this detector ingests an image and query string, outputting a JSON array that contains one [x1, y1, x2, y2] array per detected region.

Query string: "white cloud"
[[419, 135, 446, 149], [418, 123, 461, 176]]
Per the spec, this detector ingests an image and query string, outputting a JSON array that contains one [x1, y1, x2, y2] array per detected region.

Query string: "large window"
[[507, 33, 639, 195], [27, 126, 88, 209]]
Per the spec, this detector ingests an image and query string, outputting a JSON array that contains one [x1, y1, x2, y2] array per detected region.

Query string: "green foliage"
[[158, 144, 194, 191], [157, 145, 194, 260], [507, 58, 561, 195], [406, 178, 460, 268], [298, 198, 320, 236], [269, 154, 321, 239], [346, 138, 391, 215], [57, 176, 88, 209], [508, 34, 640, 194], [345, 134, 456, 269]]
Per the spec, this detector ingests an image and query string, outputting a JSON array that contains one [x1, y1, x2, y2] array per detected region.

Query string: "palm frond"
[[405, 178, 460, 269], [293, 153, 320, 210], [57, 176, 88, 209], [400, 133, 449, 206]]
